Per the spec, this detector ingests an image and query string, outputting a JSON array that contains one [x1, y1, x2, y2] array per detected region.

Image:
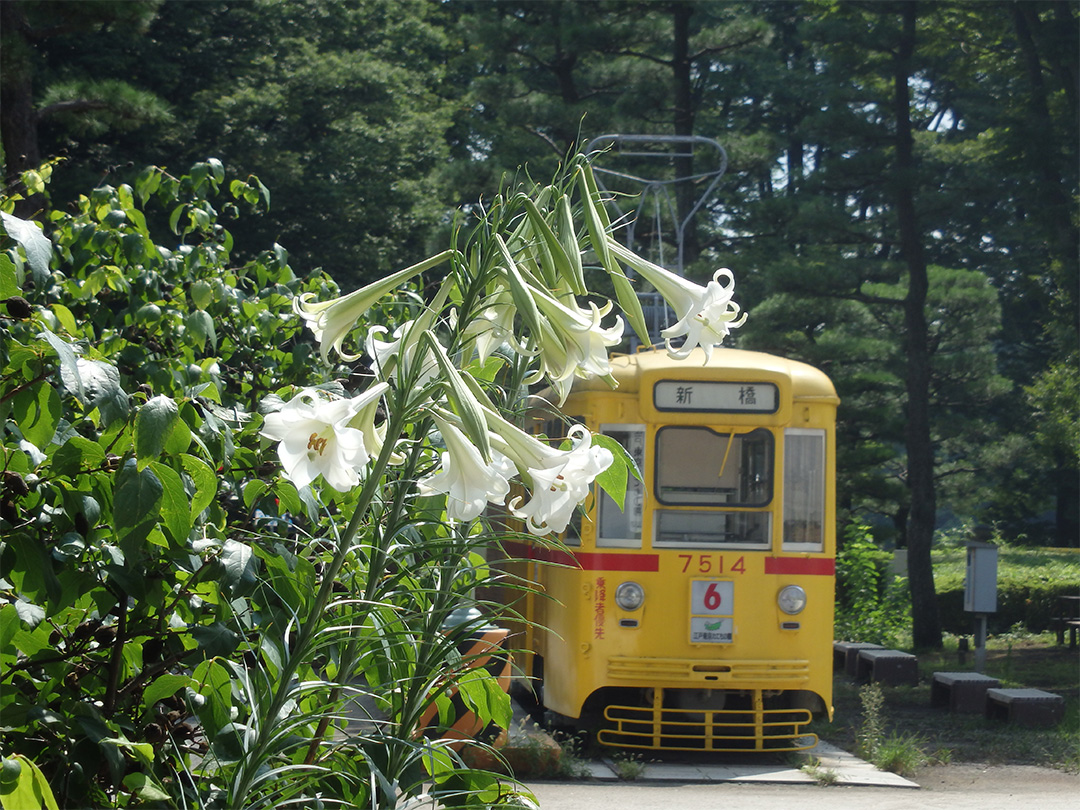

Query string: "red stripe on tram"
[[764, 557, 835, 576], [505, 542, 659, 572], [573, 552, 660, 572]]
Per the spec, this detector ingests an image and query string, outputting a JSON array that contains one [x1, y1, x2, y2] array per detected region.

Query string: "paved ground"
[[493, 696, 1077, 809], [507, 722, 1078, 809], [525, 765, 1079, 810], [574, 739, 916, 788]]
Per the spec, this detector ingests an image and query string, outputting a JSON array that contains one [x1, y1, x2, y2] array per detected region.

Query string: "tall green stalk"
[[228, 403, 410, 806]]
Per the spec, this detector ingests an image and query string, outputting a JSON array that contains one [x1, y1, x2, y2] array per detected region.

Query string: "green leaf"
[[219, 539, 258, 591], [164, 417, 192, 455], [192, 622, 240, 660], [207, 158, 225, 184], [242, 479, 269, 510], [454, 667, 512, 730], [50, 303, 78, 336], [179, 454, 216, 517], [185, 310, 217, 351], [101, 738, 154, 769], [272, 480, 303, 516], [11, 381, 60, 449], [0, 605, 20, 651], [592, 433, 641, 512], [51, 435, 107, 478], [75, 358, 127, 426], [134, 166, 162, 204], [40, 330, 83, 403], [190, 279, 213, 310], [113, 459, 163, 546], [23, 170, 44, 195], [121, 773, 171, 804], [143, 674, 194, 710], [13, 600, 45, 629], [0, 253, 19, 298], [150, 461, 191, 545], [0, 754, 59, 810], [1, 213, 52, 285], [135, 396, 179, 468]]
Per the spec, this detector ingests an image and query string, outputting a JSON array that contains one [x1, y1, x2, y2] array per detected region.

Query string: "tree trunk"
[[893, 1, 942, 650]]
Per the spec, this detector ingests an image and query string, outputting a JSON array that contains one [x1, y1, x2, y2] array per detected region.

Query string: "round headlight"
[[614, 581, 645, 611], [777, 585, 807, 615]]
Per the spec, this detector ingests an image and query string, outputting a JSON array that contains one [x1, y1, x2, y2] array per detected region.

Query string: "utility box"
[[964, 541, 998, 613]]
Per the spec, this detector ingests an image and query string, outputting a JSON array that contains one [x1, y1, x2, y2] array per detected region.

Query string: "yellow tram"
[[504, 346, 839, 752]]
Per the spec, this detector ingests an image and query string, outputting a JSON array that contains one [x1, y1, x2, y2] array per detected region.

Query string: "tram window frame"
[[653, 508, 772, 550], [652, 426, 774, 550], [782, 428, 826, 552], [596, 424, 646, 548], [653, 426, 774, 508]]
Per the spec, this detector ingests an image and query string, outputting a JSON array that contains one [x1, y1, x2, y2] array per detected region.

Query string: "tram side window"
[[783, 429, 826, 552], [597, 425, 646, 548]]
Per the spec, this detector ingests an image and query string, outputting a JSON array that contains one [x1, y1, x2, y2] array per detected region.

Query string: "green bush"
[[835, 524, 910, 646], [933, 548, 1080, 634]]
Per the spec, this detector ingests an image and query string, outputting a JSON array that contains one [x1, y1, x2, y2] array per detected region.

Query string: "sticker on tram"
[[690, 616, 733, 644], [690, 580, 734, 644]]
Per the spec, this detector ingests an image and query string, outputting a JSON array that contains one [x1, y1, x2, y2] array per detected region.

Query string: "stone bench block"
[[855, 649, 918, 687], [930, 672, 1001, 713], [833, 641, 885, 677], [985, 688, 1065, 727]]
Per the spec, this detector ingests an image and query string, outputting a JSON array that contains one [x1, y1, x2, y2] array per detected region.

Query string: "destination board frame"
[[653, 380, 779, 413]]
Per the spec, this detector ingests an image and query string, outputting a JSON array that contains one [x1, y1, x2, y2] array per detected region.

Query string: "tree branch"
[[37, 99, 109, 121]]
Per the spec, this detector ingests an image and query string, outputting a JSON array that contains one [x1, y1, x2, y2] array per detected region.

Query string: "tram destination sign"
[[654, 380, 779, 413]]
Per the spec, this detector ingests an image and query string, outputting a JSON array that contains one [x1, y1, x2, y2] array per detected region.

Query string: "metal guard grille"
[[598, 698, 817, 753], [607, 656, 810, 685]]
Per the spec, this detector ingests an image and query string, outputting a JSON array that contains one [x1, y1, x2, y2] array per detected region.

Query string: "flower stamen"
[[307, 432, 329, 456]]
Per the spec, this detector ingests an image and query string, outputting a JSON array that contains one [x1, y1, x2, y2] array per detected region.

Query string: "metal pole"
[[973, 614, 988, 672]]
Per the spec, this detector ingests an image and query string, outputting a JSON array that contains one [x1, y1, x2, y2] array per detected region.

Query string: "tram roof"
[[567, 346, 839, 401]]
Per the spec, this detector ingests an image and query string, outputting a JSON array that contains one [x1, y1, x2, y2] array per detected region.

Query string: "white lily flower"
[[461, 286, 523, 365], [295, 251, 455, 364], [418, 413, 515, 522], [365, 320, 440, 387], [609, 241, 747, 362], [488, 419, 614, 536], [261, 384, 388, 492], [528, 290, 624, 404], [347, 388, 405, 466]]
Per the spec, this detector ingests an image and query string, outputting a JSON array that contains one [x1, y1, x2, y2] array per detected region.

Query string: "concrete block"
[[855, 649, 918, 687], [833, 641, 885, 677], [985, 688, 1065, 727], [930, 671, 1000, 713]]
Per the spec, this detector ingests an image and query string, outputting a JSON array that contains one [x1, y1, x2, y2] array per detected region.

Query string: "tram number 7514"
[[678, 554, 746, 575]]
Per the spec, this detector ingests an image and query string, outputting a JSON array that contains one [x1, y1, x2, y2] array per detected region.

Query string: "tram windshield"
[[655, 427, 772, 506], [653, 427, 773, 549]]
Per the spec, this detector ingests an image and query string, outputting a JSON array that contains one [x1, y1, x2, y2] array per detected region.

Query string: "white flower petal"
[[417, 415, 515, 522], [260, 384, 388, 493]]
